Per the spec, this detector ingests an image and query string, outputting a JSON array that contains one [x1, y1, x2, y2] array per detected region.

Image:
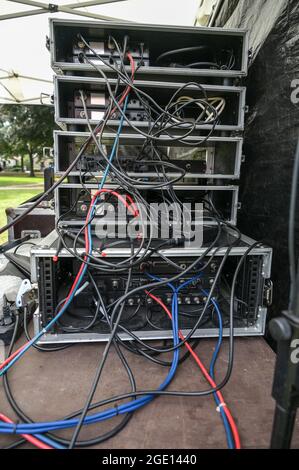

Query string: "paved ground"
[[1, 335, 299, 449]]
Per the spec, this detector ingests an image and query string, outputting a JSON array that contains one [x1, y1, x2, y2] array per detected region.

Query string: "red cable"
[[67, 190, 138, 302], [145, 291, 241, 450], [87, 189, 138, 219], [125, 194, 139, 217], [108, 52, 135, 118], [1, 58, 137, 372], [1, 188, 139, 367], [0, 55, 239, 449], [0, 197, 137, 371], [0, 54, 239, 450], [0, 56, 137, 449], [0, 347, 24, 371], [0, 413, 52, 449]]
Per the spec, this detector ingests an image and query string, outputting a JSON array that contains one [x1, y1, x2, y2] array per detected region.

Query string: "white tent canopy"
[[0, 0, 201, 105]]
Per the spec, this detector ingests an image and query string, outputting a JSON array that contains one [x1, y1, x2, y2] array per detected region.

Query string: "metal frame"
[[54, 75, 246, 131], [0, 0, 128, 22], [49, 18, 249, 78], [208, 0, 225, 27], [30, 229, 272, 343], [55, 183, 240, 226], [32, 311, 269, 342], [0, 1, 128, 104], [6, 202, 54, 242], [30, 228, 272, 271], [0, 69, 52, 105], [53, 130, 244, 180]]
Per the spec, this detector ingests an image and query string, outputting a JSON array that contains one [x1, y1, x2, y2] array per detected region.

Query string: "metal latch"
[[21, 230, 41, 239], [264, 279, 273, 307], [16, 279, 35, 309]]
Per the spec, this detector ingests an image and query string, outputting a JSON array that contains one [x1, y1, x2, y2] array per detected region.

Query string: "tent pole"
[[0, 0, 128, 22]]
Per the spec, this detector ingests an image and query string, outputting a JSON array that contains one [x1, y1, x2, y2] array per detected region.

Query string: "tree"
[[0, 104, 55, 176]]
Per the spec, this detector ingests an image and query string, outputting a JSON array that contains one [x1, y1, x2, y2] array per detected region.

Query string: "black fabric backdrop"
[[216, 0, 299, 337]]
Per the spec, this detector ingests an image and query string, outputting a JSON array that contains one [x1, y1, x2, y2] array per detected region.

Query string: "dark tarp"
[[216, 0, 299, 337], [214, 0, 287, 59]]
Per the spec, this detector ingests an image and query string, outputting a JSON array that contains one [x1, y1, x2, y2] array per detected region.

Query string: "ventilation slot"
[[234, 256, 264, 327], [39, 258, 56, 328]]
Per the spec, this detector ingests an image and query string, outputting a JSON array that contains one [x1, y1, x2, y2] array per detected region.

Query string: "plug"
[[108, 36, 115, 50], [1, 296, 14, 326]]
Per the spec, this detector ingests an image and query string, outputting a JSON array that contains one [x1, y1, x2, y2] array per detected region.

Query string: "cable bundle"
[[0, 24, 259, 452]]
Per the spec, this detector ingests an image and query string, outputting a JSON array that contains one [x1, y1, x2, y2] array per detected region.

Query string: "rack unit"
[[49, 19, 249, 80], [54, 75, 246, 132], [55, 183, 239, 228], [31, 230, 272, 344], [54, 131, 243, 180], [43, 19, 273, 342]]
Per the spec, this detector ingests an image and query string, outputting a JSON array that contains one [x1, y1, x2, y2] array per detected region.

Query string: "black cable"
[[0, 313, 27, 450], [0, 36, 220, 238], [31, 239, 258, 450], [2, 358, 135, 448], [68, 244, 135, 448], [101, 222, 240, 356], [155, 46, 212, 64], [3, 273, 137, 448], [2, 331, 136, 448], [0, 133, 99, 237], [0, 50, 125, 239], [80, 39, 219, 144], [288, 138, 299, 311], [1, 33, 246, 450], [13, 241, 36, 254], [59, 241, 263, 428], [2, 209, 245, 448], [2, 438, 26, 449], [23, 307, 72, 352], [54, 41, 222, 276], [187, 62, 219, 69], [67, 222, 239, 446]]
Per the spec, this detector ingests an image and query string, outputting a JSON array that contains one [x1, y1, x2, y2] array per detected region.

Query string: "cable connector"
[[123, 35, 130, 53], [53, 237, 63, 263], [139, 42, 145, 66], [1, 296, 14, 326], [78, 52, 85, 64], [164, 237, 186, 247], [107, 36, 115, 50], [216, 403, 227, 413]]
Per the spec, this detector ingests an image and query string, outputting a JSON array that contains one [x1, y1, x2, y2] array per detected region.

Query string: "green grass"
[[0, 189, 41, 244], [0, 175, 43, 187]]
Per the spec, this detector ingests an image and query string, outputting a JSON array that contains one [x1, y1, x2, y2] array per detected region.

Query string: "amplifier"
[[54, 75, 246, 132], [30, 230, 272, 343], [50, 19, 249, 79], [55, 183, 239, 228], [54, 131, 243, 180], [73, 39, 149, 67]]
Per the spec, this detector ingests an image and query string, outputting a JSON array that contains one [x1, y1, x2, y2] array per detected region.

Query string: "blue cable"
[[0, 275, 180, 435], [146, 273, 234, 449], [0, 114, 234, 447], [0, 289, 180, 435], [0, 97, 129, 380], [201, 288, 234, 449], [0, 98, 139, 446], [0, 278, 234, 444], [0, 160, 181, 436], [87, 96, 129, 252], [32, 434, 65, 449]]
